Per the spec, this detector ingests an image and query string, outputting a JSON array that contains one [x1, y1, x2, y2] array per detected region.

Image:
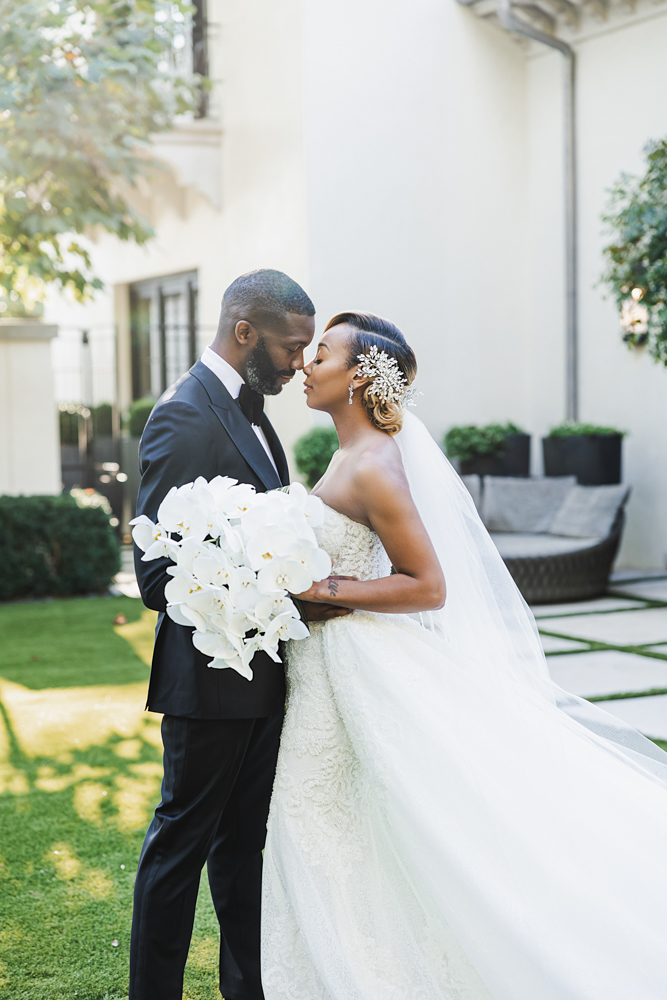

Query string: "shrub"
[[443, 422, 525, 463], [92, 403, 113, 437], [548, 421, 626, 438], [293, 427, 339, 489], [0, 493, 120, 601], [58, 402, 114, 445], [127, 397, 156, 438], [601, 138, 667, 364], [59, 406, 79, 446]]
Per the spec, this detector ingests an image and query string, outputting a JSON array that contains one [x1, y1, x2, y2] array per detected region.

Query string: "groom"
[[129, 270, 344, 1000]]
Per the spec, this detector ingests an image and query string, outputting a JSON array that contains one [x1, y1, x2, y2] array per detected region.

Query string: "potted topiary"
[[443, 423, 530, 477], [542, 422, 625, 485]]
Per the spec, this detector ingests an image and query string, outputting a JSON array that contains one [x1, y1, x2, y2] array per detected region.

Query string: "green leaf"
[[293, 427, 339, 489], [443, 422, 526, 463], [600, 137, 667, 365], [0, 0, 202, 314]]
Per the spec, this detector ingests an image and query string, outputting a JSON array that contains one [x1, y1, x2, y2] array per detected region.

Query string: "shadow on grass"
[[0, 597, 220, 1000]]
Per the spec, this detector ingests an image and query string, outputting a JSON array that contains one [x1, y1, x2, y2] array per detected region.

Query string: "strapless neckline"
[[313, 503, 389, 582], [319, 502, 375, 536]]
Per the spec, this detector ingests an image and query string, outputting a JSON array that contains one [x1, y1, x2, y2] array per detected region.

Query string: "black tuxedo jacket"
[[134, 360, 290, 719]]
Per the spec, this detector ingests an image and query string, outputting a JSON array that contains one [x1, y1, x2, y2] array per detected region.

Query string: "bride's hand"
[[292, 576, 359, 614]]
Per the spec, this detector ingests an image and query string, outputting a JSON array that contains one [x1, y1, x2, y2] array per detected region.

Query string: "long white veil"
[[263, 410, 667, 1000], [396, 411, 667, 784]]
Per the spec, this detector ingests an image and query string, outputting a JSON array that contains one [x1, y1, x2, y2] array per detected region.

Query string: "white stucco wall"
[[302, 0, 530, 439], [0, 325, 61, 496], [526, 8, 667, 566]]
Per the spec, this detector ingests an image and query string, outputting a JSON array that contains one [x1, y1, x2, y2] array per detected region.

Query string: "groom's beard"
[[246, 334, 293, 396]]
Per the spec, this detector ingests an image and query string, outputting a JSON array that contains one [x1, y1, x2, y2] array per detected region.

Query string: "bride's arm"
[[295, 456, 446, 614]]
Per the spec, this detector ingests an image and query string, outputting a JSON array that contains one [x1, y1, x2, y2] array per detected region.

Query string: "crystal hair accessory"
[[357, 344, 420, 406]]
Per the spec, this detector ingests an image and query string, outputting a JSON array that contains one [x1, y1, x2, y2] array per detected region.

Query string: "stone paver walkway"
[[535, 570, 667, 741], [110, 546, 141, 599]]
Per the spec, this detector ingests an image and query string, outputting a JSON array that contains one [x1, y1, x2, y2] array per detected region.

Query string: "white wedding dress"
[[261, 414, 667, 1000]]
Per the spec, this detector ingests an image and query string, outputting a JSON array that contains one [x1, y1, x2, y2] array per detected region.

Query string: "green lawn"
[[0, 596, 221, 1000]]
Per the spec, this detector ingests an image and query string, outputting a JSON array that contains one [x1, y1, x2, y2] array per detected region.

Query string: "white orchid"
[[229, 567, 262, 611], [238, 490, 291, 535], [286, 540, 331, 582], [286, 481, 326, 528], [254, 593, 300, 623], [138, 476, 332, 681], [130, 514, 179, 562], [261, 612, 310, 649], [257, 557, 313, 596], [211, 479, 258, 518], [164, 568, 231, 631], [178, 537, 236, 588], [246, 526, 297, 572], [157, 484, 211, 541], [192, 630, 254, 680]]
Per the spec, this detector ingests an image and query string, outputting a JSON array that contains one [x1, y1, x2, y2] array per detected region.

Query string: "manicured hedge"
[[127, 397, 156, 438], [293, 426, 339, 489], [0, 494, 121, 601]]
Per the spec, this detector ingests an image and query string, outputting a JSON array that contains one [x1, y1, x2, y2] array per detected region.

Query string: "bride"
[[261, 311, 667, 1000]]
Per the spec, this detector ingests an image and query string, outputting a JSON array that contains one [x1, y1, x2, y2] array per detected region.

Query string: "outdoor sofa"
[[461, 475, 630, 605]]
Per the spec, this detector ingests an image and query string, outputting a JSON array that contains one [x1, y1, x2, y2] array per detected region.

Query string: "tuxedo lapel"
[[261, 416, 290, 487], [191, 361, 282, 491]]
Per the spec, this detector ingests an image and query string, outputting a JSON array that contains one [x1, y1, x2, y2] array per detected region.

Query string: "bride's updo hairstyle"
[[324, 311, 417, 436]]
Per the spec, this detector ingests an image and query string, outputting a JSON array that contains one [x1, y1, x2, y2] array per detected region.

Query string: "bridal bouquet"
[[130, 478, 331, 680]]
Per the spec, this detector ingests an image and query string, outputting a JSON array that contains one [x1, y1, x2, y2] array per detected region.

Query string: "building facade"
[[45, 0, 667, 566]]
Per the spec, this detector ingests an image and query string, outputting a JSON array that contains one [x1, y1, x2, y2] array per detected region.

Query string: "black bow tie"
[[237, 383, 264, 425]]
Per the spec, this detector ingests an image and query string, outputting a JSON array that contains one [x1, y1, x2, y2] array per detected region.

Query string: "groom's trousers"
[[129, 706, 284, 1000]]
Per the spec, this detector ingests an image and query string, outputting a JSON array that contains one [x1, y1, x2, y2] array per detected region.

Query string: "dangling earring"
[[348, 384, 354, 405]]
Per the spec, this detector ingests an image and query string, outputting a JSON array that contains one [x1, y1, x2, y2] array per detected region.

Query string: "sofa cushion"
[[460, 474, 482, 513], [490, 533, 601, 559], [482, 476, 577, 533], [549, 484, 630, 539]]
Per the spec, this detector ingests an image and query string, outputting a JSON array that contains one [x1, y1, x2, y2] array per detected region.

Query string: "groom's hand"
[[300, 600, 352, 621]]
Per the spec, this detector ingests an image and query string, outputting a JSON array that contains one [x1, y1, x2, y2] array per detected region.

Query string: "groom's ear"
[[234, 320, 258, 348]]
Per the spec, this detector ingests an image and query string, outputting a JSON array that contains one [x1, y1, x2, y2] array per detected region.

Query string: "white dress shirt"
[[200, 346, 279, 475]]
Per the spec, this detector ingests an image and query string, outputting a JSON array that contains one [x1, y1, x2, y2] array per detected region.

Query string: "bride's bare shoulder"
[[352, 434, 408, 495]]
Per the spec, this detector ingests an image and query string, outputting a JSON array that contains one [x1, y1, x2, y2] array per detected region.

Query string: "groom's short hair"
[[222, 270, 315, 327]]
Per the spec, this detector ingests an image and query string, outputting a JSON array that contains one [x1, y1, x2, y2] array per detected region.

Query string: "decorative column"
[[0, 319, 60, 495]]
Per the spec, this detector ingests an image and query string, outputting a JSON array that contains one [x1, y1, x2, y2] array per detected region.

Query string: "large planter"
[[542, 434, 622, 485], [459, 434, 531, 478]]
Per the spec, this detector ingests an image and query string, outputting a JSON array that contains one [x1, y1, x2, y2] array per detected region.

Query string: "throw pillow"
[[482, 476, 577, 533], [549, 484, 630, 539]]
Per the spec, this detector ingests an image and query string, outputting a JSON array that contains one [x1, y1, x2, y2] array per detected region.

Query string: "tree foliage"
[[0, 0, 200, 315], [601, 139, 667, 365]]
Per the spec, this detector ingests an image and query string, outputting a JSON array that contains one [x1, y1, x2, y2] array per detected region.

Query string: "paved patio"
[[535, 571, 667, 741], [113, 551, 667, 741]]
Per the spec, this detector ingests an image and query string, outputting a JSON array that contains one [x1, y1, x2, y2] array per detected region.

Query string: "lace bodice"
[[314, 504, 391, 581]]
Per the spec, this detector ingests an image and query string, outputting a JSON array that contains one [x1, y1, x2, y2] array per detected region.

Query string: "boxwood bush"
[[443, 422, 525, 463], [0, 493, 120, 601], [127, 397, 156, 438], [293, 427, 339, 489], [547, 420, 625, 438]]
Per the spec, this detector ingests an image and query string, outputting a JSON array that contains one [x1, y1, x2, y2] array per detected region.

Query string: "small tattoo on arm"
[[328, 578, 339, 598]]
